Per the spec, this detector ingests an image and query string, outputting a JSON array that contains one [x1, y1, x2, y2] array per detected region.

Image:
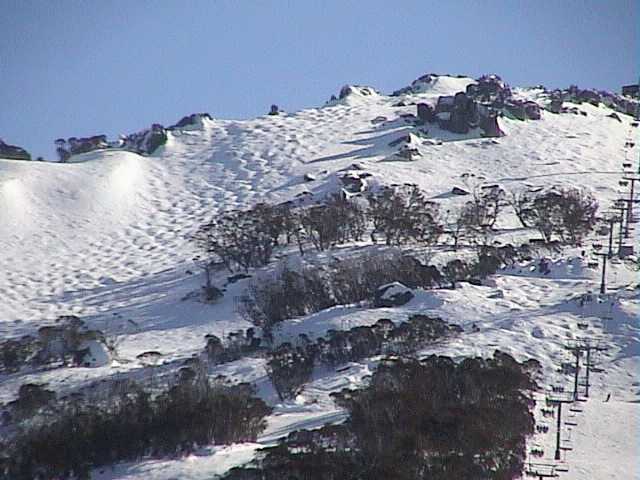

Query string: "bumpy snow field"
[[1, 75, 638, 479]]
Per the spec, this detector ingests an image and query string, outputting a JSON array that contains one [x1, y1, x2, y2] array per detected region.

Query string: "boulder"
[[388, 132, 420, 148], [123, 124, 168, 155], [66, 135, 108, 156], [448, 109, 470, 133], [340, 173, 368, 193], [466, 74, 511, 104], [505, 101, 527, 121], [339, 85, 377, 99], [416, 103, 435, 123], [479, 112, 504, 137], [435, 95, 455, 114], [451, 186, 470, 196], [303, 173, 317, 182], [434, 92, 479, 134], [0, 139, 31, 160], [396, 146, 421, 161], [268, 104, 280, 116], [524, 101, 541, 120], [374, 282, 414, 308], [76, 339, 111, 367], [576, 89, 601, 105], [608, 112, 622, 122], [548, 98, 563, 114], [170, 113, 212, 129]]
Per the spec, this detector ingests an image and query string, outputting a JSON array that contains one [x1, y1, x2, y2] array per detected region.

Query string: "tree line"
[[195, 183, 598, 291], [225, 351, 541, 480], [0, 366, 271, 480], [266, 314, 461, 401]]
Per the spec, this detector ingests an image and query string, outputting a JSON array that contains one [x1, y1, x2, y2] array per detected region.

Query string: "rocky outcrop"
[[550, 86, 638, 117], [504, 100, 541, 121], [339, 171, 371, 193], [416, 103, 435, 123], [479, 109, 505, 138], [0, 139, 31, 160], [430, 92, 481, 134], [524, 101, 541, 120], [55, 135, 108, 161], [118, 124, 167, 155], [466, 74, 511, 105], [338, 85, 378, 100], [55, 123, 167, 161], [169, 112, 212, 129], [451, 186, 470, 196], [548, 97, 563, 114]]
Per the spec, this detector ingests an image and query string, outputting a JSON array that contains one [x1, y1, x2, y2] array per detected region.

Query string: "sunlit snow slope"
[[1, 75, 638, 479], [0, 76, 633, 328]]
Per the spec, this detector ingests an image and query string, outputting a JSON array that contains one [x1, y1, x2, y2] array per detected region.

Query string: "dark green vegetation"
[[266, 315, 460, 400], [0, 368, 271, 480], [227, 352, 540, 480]]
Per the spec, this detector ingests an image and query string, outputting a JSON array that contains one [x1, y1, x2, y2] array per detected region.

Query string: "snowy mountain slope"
[[0, 74, 638, 479], [0, 77, 634, 327]]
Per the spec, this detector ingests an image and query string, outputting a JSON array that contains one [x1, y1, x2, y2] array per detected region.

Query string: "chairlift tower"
[[591, 243, 608, 294], [546, 392, 574, 461]]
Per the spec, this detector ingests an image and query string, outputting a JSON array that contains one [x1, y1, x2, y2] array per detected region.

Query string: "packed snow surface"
[[1, 75, 638, 479]]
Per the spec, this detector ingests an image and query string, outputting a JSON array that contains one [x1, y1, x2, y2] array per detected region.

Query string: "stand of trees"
[[205, 328, 263, 364], [226, 351, 541, 480], [0, 369, 271, 480], [195, 184, 597, 298], [509, 187, 598, 244], [368, 185, 442, 245], [265, 315, 461, 401], [236, 251, 444, 334]]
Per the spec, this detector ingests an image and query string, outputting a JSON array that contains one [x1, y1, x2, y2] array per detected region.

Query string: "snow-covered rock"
[[374, 282, 415, 307]]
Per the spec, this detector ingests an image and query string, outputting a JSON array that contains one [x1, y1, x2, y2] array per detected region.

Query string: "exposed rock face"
[[374, 282, 414, 307], [479, 110, 504, 138], [55, 123, 168, 161], [338, 85, 378, 99], [62, 135, 109, 157], [392, 73, 438, 96], [122, 124, 168, 155], [503, 100, 542, 121], [524, 101, 541, 120], [416, 103, 435, 123], [552, 86, 638, 117], [433, 92, 480, 134], [0, 139, 31, 160], [466, 74, 511, 105], [548, 97, 563, 114], [169, 112, 212, 129]]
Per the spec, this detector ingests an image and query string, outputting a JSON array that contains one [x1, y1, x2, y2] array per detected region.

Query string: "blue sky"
[[1, 0, 638, 158]]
